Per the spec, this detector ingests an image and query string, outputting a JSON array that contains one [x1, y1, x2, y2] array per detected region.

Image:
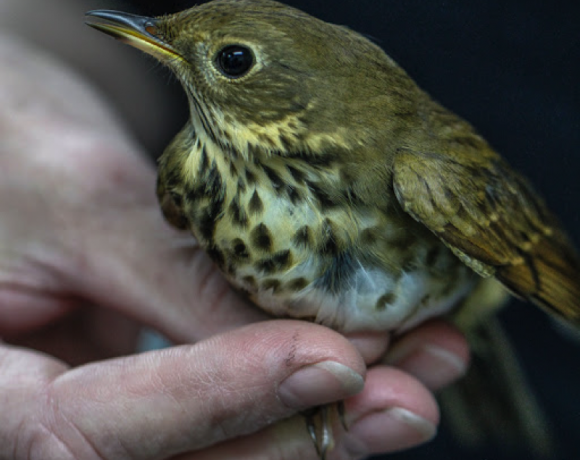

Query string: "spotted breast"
[[158, 126, 477, 333]]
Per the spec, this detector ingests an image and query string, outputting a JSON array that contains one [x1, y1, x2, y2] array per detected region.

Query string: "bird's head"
[[85, 0, 409, 159]]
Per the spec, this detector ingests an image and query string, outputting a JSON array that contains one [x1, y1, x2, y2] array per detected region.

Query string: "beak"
[[85, 10, 183, 62]]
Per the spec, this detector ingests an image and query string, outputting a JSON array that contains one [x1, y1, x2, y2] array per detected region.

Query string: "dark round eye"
[[216, 45, 254, 78]]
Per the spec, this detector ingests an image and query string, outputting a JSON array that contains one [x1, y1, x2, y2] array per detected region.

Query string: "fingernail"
[[278, 360, 364, 409], [346, 407, 437, 455], [385, 344, 467, 390]]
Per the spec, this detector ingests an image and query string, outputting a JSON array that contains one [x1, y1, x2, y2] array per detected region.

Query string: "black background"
[[109, 1, 579, 459]]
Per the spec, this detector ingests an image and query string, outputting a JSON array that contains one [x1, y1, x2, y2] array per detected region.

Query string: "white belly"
[[237, 253, 476, 334]]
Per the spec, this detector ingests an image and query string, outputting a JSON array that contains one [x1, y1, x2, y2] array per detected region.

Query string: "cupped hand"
[[0, 35, 469, 459]]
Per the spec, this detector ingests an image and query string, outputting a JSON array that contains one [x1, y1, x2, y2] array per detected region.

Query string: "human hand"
[[0, 35, 468, 459]]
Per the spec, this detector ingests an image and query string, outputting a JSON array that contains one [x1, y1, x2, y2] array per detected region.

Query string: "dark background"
[[110, 1, 580, 459]]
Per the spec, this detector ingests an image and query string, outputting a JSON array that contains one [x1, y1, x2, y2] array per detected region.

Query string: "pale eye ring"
[[216, 45, 254, 78]]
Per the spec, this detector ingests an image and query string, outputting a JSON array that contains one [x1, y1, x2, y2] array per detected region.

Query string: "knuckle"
[[10, 385, 111, 460], [11, 416, 75, 460]]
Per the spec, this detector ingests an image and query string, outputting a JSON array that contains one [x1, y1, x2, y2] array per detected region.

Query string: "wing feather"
[[393, 147, 580, 326]]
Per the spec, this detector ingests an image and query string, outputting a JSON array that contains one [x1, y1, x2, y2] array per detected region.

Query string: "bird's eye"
[[216, 45, 254, 78]]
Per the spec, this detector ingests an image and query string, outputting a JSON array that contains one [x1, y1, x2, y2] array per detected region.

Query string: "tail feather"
[[440, 316, 555, 457]]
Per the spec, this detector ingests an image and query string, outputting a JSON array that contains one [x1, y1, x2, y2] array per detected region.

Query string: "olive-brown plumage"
[[86, 0, 580, 456]]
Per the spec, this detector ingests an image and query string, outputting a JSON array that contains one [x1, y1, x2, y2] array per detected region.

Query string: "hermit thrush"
[[86, 1, 580, 457]]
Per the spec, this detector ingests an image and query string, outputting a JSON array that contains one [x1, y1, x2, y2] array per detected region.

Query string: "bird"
[[85, 1, 580, 457]]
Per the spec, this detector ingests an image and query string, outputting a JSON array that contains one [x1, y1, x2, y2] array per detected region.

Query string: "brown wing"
[[393, 147, 580, 326]]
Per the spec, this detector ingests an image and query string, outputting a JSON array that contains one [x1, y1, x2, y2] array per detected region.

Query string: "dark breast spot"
[[287, 185, 303, 204], [286, 151, 338, 168], [242, 275, 258, 290], [231, 238, 250, 260], [222, 129, 234, 144], [360, 227, 380, 245], [262, 165, 284, 191], [199, 145, 209, 173], [306, 181, 339, 210], [286, 277, 309, 291], [206, 245, 225, 269], [440, 277, 459, 298], [245, 168, 257, 185], [345, 187, 362, 203], [375, 292, 397, 311], [205, 164, 223, 196], [229, 161, 238, 177], [255, 250, 292, 274], [186, 186, 201, 203], [280, 135, 293, 151], [169, 191, 182, 207], [248, 190, 264, 215], [388, 231, 417, 250], [287, 165, 306, 183], [257, 133, 278, 148], [197, 199, 223, 242], [293, 225, 312, 248], [309, 152, 338, 168], [197, 213, 215, 241], [163, 169, 180, 189], [319, 218, 340, 255], [315, 251, 356, 294], [251, 223, 273, 251], [228, 197, 249, 228], [262, 278, 282, 292]]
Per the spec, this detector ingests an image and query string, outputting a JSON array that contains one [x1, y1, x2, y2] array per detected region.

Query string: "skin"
[[0, 3, 468, 459]]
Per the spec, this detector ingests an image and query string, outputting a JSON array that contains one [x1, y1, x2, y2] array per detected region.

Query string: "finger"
[[0, 287, 77, 337], [383, 320, 470, 390], [340, 366, 438, 457], [345, 330, 390, 364], [0, 342, 70, 459], [76, 204, 271, 343], [178, 366, 438, 460], [11, 306, 141, 365], [0, 36, 269, 343], [6, 321, 365, 460]]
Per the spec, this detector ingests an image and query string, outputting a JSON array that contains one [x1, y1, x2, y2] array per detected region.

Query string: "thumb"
[[2, 321, 365, 459]]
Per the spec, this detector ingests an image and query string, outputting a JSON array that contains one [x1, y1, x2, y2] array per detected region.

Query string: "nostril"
[[145, 24, 158, 36]]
